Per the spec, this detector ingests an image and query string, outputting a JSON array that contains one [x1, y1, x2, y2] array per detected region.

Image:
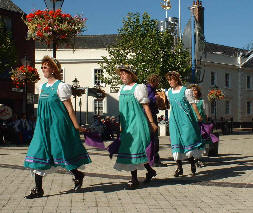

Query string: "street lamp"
[[44, 0, 64, 58], [21, 56, 31, 116], [72, 77, 80, 115], [79, 98, 82, 125]]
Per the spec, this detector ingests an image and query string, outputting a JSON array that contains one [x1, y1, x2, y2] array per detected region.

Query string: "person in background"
[[189, 84, 219, 164], [24, 56, 91, 199], [146, 74, 165, 167]]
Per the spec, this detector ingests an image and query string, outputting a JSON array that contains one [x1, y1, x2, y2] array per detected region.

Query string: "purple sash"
[[107, 137, 154, 165], [84, 132, 105, 149], [199, 122, 219, 143]]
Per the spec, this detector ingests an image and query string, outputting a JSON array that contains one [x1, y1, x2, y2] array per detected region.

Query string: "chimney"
[[192, 0, 204, 33]]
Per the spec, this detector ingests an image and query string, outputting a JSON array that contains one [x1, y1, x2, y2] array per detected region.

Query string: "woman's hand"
[[150, 122, 158, 133], [197, 115, 203, 122], [76, 126, 88, 133]]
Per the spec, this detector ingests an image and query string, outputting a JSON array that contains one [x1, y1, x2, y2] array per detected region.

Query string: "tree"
[[0, 29, 18, 78], [100, 12, 191, 88]]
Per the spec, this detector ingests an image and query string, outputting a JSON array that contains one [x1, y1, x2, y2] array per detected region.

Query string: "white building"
[[35, 35, 120, 124], [35, 34, 253, 124]]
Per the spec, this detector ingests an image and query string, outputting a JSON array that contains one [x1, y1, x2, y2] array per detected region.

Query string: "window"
[[247, 101, 251, 114], [225, 73, 230, 88], [94, 69, 103, 86], [211, 101, 216, 114], [94, 99, 103, 115], [247, 76, 251, 89], [211, 72, 216, 86], [0, 15, 12, 31], [225, 101, 230, 114]]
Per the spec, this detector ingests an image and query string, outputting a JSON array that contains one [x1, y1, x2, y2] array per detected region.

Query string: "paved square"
[[0, 133, 252, 213]]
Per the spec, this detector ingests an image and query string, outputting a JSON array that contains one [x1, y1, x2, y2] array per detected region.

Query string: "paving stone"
[[0, 134, 252, 212]]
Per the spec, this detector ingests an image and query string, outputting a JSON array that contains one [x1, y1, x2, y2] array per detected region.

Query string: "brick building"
[[0, 0, 35, 118]]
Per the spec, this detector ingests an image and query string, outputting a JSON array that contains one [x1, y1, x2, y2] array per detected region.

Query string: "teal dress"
[[168, 87, 203, 160], [194, 99, 207, 122], [115, 84, 150, 169], [24, 80, 91, 171]]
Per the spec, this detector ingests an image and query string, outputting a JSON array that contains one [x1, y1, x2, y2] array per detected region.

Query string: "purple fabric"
[[146, 84, 159, 115], [107, 137, 121, 158], [84, 132, 105, 149], [107, 137, 154, 165], [199, 122, 219, 143], [145, 139, 155, 166]]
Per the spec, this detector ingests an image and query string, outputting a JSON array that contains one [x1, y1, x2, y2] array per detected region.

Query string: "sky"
[[11, 0, 253, 49]]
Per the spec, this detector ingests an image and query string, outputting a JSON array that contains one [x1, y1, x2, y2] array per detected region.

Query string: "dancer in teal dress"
[[114, 65, 158, 189], [166, 71, 203, 177], [24, 56, 91, 199]]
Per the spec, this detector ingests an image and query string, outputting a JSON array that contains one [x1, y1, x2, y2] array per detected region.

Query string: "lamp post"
[[72, 77, 80, 115], [79, 97, 82, 126], [44, 0, 64, 58], [21, 56, 31, 117], [85, 87, 89, 126]]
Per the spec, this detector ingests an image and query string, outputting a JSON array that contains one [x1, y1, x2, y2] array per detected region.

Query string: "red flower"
[[43, 26, 50, 32], [36, 31, 43, 37], [24, 9, 87, 47]]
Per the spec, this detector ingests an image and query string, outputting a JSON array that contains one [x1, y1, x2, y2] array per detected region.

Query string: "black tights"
[[34, 169, 81, 190], [70, 169, 82, 179], [131, 163, 155, 181], [35, 174, 43, 190], [176, 156, 195, 168]]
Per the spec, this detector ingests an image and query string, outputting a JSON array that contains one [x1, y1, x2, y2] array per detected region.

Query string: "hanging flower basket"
[[25, 9, 87, 47], [207, 88, 225, 102], [10, 65, 40, 88]]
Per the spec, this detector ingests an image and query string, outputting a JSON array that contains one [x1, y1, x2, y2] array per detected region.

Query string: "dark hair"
[[165, 71, 182, 85], [147, 73, 160, 85]]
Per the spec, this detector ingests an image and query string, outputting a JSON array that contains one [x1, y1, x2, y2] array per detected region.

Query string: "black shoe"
[[73, 172, 84, 191], [126, 180, 140, 190], [174, 168, 183, 177], [25, 187, 44, 199], [143, 170, 157, 184]]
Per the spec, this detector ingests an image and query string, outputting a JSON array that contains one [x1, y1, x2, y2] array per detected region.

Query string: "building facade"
[[35, 34, 253, 124], [0, 0, 35, 118]]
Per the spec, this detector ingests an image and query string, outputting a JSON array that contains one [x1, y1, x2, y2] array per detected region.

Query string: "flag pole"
[[179, 0, 181, 39]]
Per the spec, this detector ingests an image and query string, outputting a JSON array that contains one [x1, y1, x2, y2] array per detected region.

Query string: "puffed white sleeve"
[[57, 82, 72, 101], [134, 84, 150, 104], [185, 89, 195, 104], [38, 84, 43, 95], [165, 89, 170, 103], [118, 85, 123, 98]]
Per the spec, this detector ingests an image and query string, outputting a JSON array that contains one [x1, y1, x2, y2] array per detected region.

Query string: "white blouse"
[[193, 99, 207, 111], [166, 87, 195, 104], [118, 83, 150, 104], [39, 81, 72, 101]]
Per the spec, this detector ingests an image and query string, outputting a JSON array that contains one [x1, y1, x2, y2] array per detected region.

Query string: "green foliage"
[[100, 12, 191, 88], [0, 30, 18, 77]]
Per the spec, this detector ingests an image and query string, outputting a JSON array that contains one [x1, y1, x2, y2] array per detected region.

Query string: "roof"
[[205, 42, 247, 57], [36, 34, 247, 58], [35, 34, 118, 49], [0, 0, 24, 14]]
